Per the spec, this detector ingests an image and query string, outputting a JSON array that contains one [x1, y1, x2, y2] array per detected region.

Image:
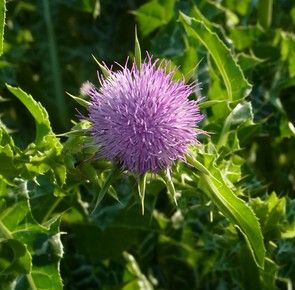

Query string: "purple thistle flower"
[[82, 56, 203, 174]]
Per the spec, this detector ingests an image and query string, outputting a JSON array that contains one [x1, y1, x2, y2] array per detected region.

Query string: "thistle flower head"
[[82, 57, 203, 174]]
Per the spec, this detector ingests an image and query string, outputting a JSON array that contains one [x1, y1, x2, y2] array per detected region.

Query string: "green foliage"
[[0, 180, 63, 289], [134, 0, 176, 36], [6, 85, 53, 145], [179, 12, 252, 102], [0, 0, 294, 289]]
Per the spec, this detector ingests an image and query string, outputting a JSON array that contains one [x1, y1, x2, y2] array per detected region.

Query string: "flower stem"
[[26, 273, 38, 290], [0, 220, 12, 239], [42, 0, 68, 129]]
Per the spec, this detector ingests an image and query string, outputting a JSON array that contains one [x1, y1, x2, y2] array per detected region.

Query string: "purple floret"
[[83, 57, 203, 174]]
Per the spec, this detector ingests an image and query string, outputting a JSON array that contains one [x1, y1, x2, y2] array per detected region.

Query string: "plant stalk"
[[42, 0, 68, 129], [0, 220, 13, 239]]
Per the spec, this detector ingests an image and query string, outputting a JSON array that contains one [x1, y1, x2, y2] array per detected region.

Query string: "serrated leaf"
[[0, 181, 63, 289], [179, 12, 252, 101], [6, 85, 52, 145], [5, 85, 64, 185], [191, 5, 226, 38], [198, 168, 265, 268]]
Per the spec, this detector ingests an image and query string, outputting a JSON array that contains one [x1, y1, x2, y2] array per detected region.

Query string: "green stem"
[[0, 220, 13, 239], [42, 0, 67, 128], [26, 273, 38, 290], [258, 0, 273, 29], [41, 197, 63, 224], [0, 0, 6, 55]]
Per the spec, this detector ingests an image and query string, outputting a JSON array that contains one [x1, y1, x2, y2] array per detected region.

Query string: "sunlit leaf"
[[198, 168, 265, 268], [6, 85, 52, 145], [179, 12, 252, 101], [134, 0, 176, 36]]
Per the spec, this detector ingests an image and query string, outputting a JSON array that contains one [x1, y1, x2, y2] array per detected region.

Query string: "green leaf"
[[190, 5, 225, 37], [0, 239, 31, 275], [0, 0, 5, 55], [134, 0, 176, 36], [91, 165, 121, 215], [137, 173, 147, 215], [186, 154, 221, 183], [198, 169, 265, 268], [179, 12, 252, 101], [66, 92, 91, 108], [0, 181, 63, 289], [281, 223, 295, 239], [251, 192, 287, 240], [123, 252, 154, 290], [0, 95, 9, 102], [5, 85, 64, 185], [224, 0, 251, 15], [162, 168, 178, 205], [0, 144, 15, 181], [217, 102, 253, 149], [238, 53, 264, 72], [229, 26, 263, 50], [198, 99, 226, 109], [280, 32, 295, 78], [92, 54, 110, 79], [93, 0, 100, 19], [6, 85, 52, 145]]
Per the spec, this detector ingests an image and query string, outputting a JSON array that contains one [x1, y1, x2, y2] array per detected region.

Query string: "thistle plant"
[[74, 34, 265, 273], [79, 35, 203, 211]]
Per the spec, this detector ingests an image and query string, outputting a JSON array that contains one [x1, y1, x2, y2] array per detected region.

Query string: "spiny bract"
[[81, 57, 203, 174]]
